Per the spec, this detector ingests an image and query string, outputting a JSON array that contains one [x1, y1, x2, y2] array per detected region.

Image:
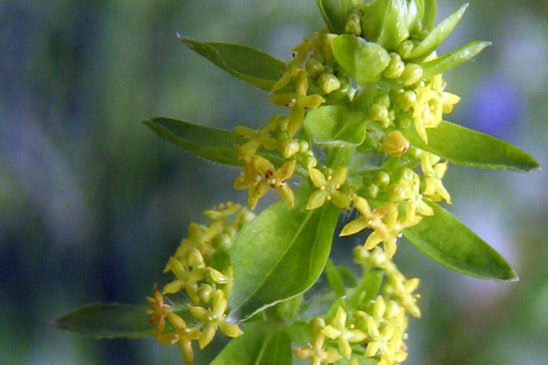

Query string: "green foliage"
[[304, 105, 367, 146], [420, 40, 492, 78], [144, 118, 243, 166], [229, 185, 340, 319], [404, 203, 517, 280], [54, 304, 157, 339], [409, 3, 469, 59], [331, 35, 390, 83], [178, 36, 285, 91], [403, 120, 539, 171], [211, 322, 291, 365]]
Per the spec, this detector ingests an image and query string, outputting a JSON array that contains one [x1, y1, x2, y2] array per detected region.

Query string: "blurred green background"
[[1, 0, 547, 363]]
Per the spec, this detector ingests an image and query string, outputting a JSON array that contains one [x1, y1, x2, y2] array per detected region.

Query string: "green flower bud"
[[383, 52, 405, 79], [282, 140, 300, 158], [397, 39, 415, 59], [214, 233, 232, 250], [396, 90, 416, 111], [318, 72, 341, 94], [310, 317, 326, 333], [298, 140, 310, 153], [305, 57, 325, 77], [367, 184, 379, 198], [375, 93, 391, 108], [376, 171, 390, 186], [400, 63, 423, 86], [369, 104, 388, 123], [345, 12, 362, 35], [187, 248, 204, 267], [353, 245, 370, 263], [198, 283, 214, 303]]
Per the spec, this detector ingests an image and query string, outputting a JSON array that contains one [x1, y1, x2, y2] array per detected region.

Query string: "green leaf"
[[316, 0, 346, 34], [145, 117, 243, 165], [54, 303, 154, 339], [420, 40, 491, 79], [402, 120, 539, 171], [178, 35, 285, 91], [211, 322, 291, 365], [145, 118, 308, 175], [331, 35, 390, 83], [422, 0, 437, 31], [229, 185, 341, 319], [403, 202, 517, 280], [325, 260, 346, 298], [304, 105, 367, 146], [409, 3, 469, 59], [346, 270, 384, 311]]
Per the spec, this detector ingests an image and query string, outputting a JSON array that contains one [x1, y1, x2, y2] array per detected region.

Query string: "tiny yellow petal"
[[307, 190, 327, 210]]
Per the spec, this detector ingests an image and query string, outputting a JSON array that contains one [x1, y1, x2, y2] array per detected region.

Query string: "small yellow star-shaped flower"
[[307, 166, 350, 210]]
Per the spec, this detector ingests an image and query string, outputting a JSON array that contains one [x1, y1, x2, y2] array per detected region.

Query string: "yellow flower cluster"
[[147, 202, 254, 364], [395, 74, 461, 143], [295, 246, 420, 365]]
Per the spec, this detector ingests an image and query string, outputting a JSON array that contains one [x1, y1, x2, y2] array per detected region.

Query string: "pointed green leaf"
[[229, 185, 341, 319], [325, 260, 346, 298], [212, 322, 291, 365], [145, 118, 307, 175], [402, 120, 539, 171], [420, 40, 491, 79], [304, 105, 367, 146], [178, 36, 285, 91], [316, 0, 346, 34], [144, 117, 243, 165], [403, 203, 517, 280], [54, 303, 154, 339], [331, 35, 390, 84], [409, 3, 469, 59], [422, 0, 437, 31]]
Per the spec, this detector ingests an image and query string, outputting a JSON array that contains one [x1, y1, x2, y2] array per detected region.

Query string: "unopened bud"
[[345, 13, 362, 35], [186, 248, 204, 267], [198, 284, 214, 303], [318, 72, 341, 94], [400, 63, 423, 86], [383, 53, 405, 79], [376, 171, 390, 186], [367, 184, 379, 198], [305, 57, 325, 77], [382, 131, 410, 156], [369, 104, 388, 123], [396, 90, 416, 111], [282, 140, 300, 158], [397, 40, 415, 59]]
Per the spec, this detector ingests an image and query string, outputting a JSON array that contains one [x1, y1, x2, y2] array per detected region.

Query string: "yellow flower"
[[234, 115, 280, 153], [188, 289, 243, 349], [412, 74, 460, 143], [163, 312, 201, 365], [271, 38, 311, 93], [420, 152, 451, 204], [233, 151, 296, 209], [270, 69, 325, 136], [322, 307, 366, 359], [307, 166, 350, 210], [293, 332, 341, 365], [146, 286, 168, 339], [162, 257, 207, 303]]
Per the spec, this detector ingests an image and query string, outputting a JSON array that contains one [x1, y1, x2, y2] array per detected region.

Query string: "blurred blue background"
[[0, 0, 547, 363]]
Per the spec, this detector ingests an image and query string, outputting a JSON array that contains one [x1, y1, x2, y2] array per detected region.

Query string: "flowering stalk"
[[55, 1, 538, 364]]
